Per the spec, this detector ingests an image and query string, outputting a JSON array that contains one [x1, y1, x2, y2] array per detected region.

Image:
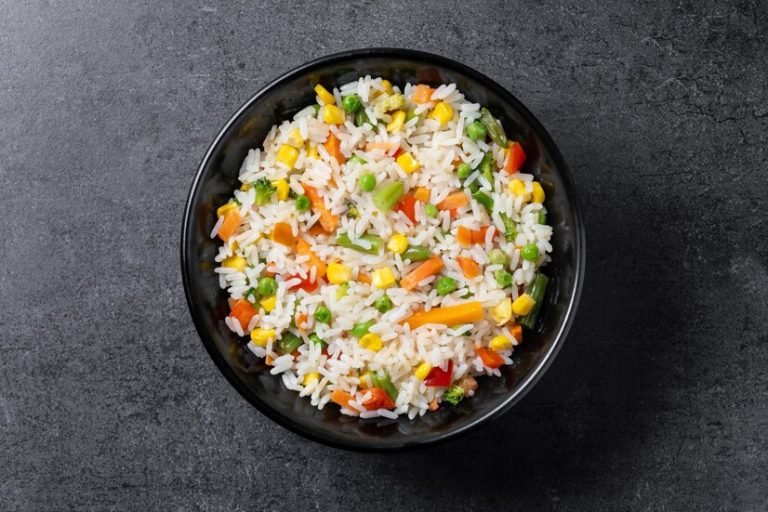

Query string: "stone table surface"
[[1, 1, 766, 510]]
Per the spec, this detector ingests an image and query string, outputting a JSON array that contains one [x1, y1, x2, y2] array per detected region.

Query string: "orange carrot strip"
[[413, 187, 430, 203], [400, 256, 444, 291], [324, 132, 345, 164], [331, 389, 354, 409], [511, 324, 523, 343], [271, 222, 295, 247], [217, 210, 241, 242], [476, 347, 504, 369], [295, 239, 327, 279], [404, 301, 484, 330], [457, 257, 481, 279], [412, 84, 435, 103], [358, 272, 372, 285], [302, 184, 339, 233], [437, 191, 469, 211], [457, 226, 472, 248], [229, 299, 257, 330]]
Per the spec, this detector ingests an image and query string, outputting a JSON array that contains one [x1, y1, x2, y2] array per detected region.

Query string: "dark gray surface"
[[1, 1, 766, 510]]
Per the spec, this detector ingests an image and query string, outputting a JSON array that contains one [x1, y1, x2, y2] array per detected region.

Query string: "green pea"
[[351, 319, 375, 338], [314, 305, 332, 324], [359, 173, 376, 192], [257, 277, 277, 297], [342, 94, 363, 114], [424, 203, 439, 218], [494, 269, 514, 288], [373, 295, 393, 313], [456, 162, 472, 179], [308, 333, 327, 348], [466, 120, 488, 142], [295, 194, 310, 212], [489, 248, 509, 265], [435, 276, 458, 296], [348, 155, 367, 165], [521, 243, 540, 261]]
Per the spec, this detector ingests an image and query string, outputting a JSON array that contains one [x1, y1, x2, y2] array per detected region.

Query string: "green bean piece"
[[472, 190, 494, 211], [372, 370, 399, 401], [354, 109, 371, 127], [519, 273, 549, 330], [277, 332, 303, 354], [402, 245, 431, 262], [348, 155, 367, 165], [244, 287, 259, 302], [351, 319, 375, 338], [476, 152, 494, 190], [538, 209, 547, 224], [335, 232, 383, 255], [308, 333, 327, 348], [479, 107, 508, 148], [372, 181, 404, 211], [500, 212, 517, 242]]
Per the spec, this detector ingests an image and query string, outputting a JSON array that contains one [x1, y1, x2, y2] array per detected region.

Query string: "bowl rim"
[[181, 47, 586, 452]]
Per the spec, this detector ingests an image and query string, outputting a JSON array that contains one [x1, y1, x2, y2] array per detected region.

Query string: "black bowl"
[[181, 48, 585, 451]]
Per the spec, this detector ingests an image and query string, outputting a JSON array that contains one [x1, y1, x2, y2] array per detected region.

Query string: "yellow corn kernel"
[[327, 262, 352, 284], [508, 179, 531, 201], [276, 144, 299, 168], [414, 362, 432, 381], [532, 181, 545, 203], [322, 104, 345, 125], [216, 202, 238, 218], [222, 255, 247, 272], [490, 335, 513, 352], [386, 110, 406, 133], [288, 128, 304, 147], [250, 328, 276, 347], [429, 101, 454, 126], [314, 84, 336, 105], [272, 179, 290, 201], [359, 370, 372, 388], [396, 152, 420, 174], [490, 298, 512, 326], [371, 267, 397, 289], [511, 293, 536, 316], [259, 295, 277, 313], [302, 372, 320, 386], [228, 239, 239, 251], [381, 79, 393, 94], [306, 144, 319, 160], [239, 183, 252, 191], [359, 333, 383, 351], [386, 233, 408, 254]]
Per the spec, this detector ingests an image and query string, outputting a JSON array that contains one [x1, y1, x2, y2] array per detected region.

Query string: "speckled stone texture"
[[1, 1, 766, 510]]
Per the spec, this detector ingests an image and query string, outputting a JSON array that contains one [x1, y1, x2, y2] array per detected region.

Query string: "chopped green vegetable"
[[472, 190, 494, 211], [295, 194, 310, 212], [342, 94, 362, 114], [372, 181, 404, 211], [348, 155, 367, 165], [435, 276, 458, 296], [402, 245, 431, 262], [351, 319, 375, 338], [335, 232, 383, 255], [244, 287, 259, 302], [354, 109, 371, 127], [519, 273, 548, 329], [314, 305, 332, 324], [494, 269, 514, 288], [521, 243, 539, 261], [405, 110, 417, 122], [346, 203, 359, 218], [424, 203, 439, 218], [476, 152, 494, 190], [372, 370, 399, 400], [479, 107, 508, 148], [373, 295, 393, 313], [488, 248, 509, 265], [253, 178, 276, 206], [308, 333, 327, 348], [500, 212, 517, 242], [456, 162, 472, 179], [277, 332, 303, 354], [336, 282, 349, 299], [538, 209, 547, 224], [359, 173, 376, 192], [442, 384, 465, 405], [257, 277, 277, 297], [466, 120, 487, 142], [312, 104, 321, 116]]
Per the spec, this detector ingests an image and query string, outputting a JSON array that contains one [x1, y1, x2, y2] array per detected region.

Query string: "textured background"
[[1, 1, 767, 510]]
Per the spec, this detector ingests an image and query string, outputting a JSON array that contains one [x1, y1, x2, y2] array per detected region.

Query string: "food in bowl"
[[211, 76, 551, 419]]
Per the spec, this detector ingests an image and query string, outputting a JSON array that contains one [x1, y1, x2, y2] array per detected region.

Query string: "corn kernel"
[[396, 152, 420, 174], [314, 84, 336, 105], [322, 104, 345, 125], [386, 234, 408, 254], [306, 144, 319, 160], [359, 333, 383, 351], [490, 335, 513, 352], [276, 144, 299, 168], [222, 255, 247, 272], [508, 179, 531, 201], [386, 110, 406, 133], [512, 293, 536, 316], [272, 179, 290, 201], [250, 328, 276, 347], [260, 295, 277, 313], [216, 202, 238, 218], [327, 262, 352, 284], [490, 298, 513, 326], [381, 79, 393, 94], [414, 362, 432, 381], [228, 239, 239, 251], [371, 267, 397, 289], [429, 101, 454, 126], [532, 181, 545, 203], [302, 372, 320, 386], [288, 128, 304, 147]]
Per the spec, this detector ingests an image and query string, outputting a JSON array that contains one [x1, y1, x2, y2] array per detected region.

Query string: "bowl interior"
[[182, 50, 583, 450]]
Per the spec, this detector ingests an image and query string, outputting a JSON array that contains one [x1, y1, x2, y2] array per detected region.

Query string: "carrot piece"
[[476, 347, 504, 369], [428, 399, 439, 411], [400, 255, 444, 291], [331, 389, 354, 409], [295, 238, 327, 279], [413, 187, 430, 203], [308, 223, 326, 236], [295, 312, 309, 332], [271, 222, 295, 247], [265, 355, 274, 366], [302, 184, 339, 233], [511, 324, 523, 343], [396, 193, 417, 224], [324, 132, 345, 164], [363, 387, 396, 410], [404, 301, 484, 329], [472, 225, 498, 245], [457, 226, 472, 248], [457, 257, 481, 279], [412, 84, 435, 103], [437, 191, 469, 211], [504, 141, 527, 174], [229, 299, 257, 330], [217, 209, 241, 242], [358, 272, 372, 285]]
